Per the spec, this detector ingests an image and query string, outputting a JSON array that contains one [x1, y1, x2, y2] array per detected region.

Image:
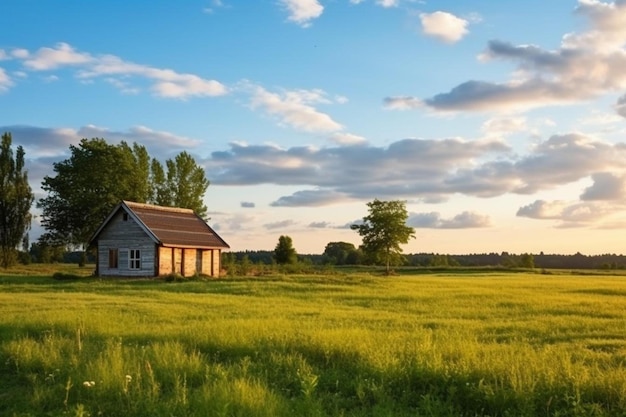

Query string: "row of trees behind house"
[[38, 138, 209, 252], [0, 132, 211, 267]]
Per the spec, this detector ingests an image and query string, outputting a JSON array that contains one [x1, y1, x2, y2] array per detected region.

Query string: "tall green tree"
[[152, 151, 209, 218], [38, 138, 212, 249], [0, 132, 35, 267], [351, 199, 415, 274], [274, 235, 297, 264], [38, 138, 152, 248]]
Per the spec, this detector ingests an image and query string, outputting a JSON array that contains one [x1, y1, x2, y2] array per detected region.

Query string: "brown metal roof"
[[124, 201, 230, 249]]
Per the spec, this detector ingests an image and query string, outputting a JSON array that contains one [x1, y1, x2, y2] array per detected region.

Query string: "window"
[[108, 249, 118, 269], [129, 249, 141, 270], [122, 213, 129, 221]]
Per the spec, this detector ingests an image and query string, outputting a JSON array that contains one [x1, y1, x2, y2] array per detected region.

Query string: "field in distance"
[[1, 266, 625, 416]]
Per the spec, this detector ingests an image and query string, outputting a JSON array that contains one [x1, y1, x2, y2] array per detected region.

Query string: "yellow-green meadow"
[[1, 267, 625, 416]]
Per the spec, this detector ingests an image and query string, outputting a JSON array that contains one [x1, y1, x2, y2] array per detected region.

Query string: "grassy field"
[[1, 266, 626, 416]]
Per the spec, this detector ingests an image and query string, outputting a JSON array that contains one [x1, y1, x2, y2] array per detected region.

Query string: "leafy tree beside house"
[[351, 199, 415, 274], [38, 138, 151, 249], [151, 151, 209, 219], [37, 138, 211, 252], [0, 132, 34, 267]]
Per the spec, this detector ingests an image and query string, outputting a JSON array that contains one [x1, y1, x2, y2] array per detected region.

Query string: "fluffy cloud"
[[0, 68, 13, 92], [580, 172, 626, 200], [390, 0, 626, 112], [271, 189, 352, 207], [377, 0, 399, 7], [205, 132, 626, 213], [248, 85, 344, 133], [616, 93, 626, 117], [279, 0, 324, 27], [264, 219, 297, 230], [383, 96, 423, 110], [408, 211, 491, 229], [329, 132, 367, 145], [516, 199, 614, 227], [22, 43, 93, 70], [4, 124, 201, 162], [13, 43, 227, 99], [308, 221, 332, 228], [419, 11, 469, 43], [481, 116, 528, 137]]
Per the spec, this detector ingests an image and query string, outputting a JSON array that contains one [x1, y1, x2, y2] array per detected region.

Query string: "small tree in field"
[[351, 199, 415, 274], [274, 235, 297, 264]]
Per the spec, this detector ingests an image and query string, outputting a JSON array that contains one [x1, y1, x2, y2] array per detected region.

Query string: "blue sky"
[[3, 0, 626, 255]]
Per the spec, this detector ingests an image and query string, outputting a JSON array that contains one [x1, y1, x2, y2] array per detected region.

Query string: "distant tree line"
[[221, 249, 626, 271]]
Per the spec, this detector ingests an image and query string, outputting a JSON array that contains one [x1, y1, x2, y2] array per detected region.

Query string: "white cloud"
[[516, 200, 573, 220], [481, 116, 527, 137], [420, 11, 469, 43], [408, 211, 491, 229], [3, 124, 201, 160], [383, 96, 423, 110], [377, 0, 399, 7], [264, 219, 297, 229], [616, 93, 626, 118], [271, 189, 352, 207], [516, 199, 614, 227], [206, 131, 626, 228], [329, 132, 367, 145], [203, 0, 226, 13], [248, 85, 344, 132], [14, 43, 227, 99], [279, 0, 324, 27], [309, 221, 332, 228], [393, 1, 626, 112], [0, 68, 13, 92], [11, 49, 29, 59], [23, 42, 93, 70], [78, 125, 203, 154], [580, 172, 626, 200], [151, 75, 226, 98]]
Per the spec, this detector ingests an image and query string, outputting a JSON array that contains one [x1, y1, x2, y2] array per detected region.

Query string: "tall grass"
[[1, 269, 625, 416]]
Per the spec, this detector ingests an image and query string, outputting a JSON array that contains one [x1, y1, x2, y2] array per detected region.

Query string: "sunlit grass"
[[1, 268, 625, 416]]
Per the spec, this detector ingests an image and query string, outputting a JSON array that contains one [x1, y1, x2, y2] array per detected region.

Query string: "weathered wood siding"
[[181, 248, 194, 277], [96, 210, 156, 277], [200, 250, 211, 275], [212, 249, 221, 276], [158, 247, 173, 275]]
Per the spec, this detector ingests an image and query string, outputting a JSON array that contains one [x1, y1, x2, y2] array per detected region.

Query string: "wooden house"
[[89, 201, 229, 277]]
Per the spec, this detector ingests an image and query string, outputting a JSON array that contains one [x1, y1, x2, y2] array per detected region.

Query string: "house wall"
[[155, 247, 221, 277], [181, 248, 194, 277], [158, 247, 173, 275], [212, 249, 221, 276], [96, 210, 156, 277]]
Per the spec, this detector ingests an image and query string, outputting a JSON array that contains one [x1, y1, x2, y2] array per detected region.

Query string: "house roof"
[[90, 201, 230, 249]]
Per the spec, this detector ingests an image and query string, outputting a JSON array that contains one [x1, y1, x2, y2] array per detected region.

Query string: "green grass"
[[1, 266, 626, 416]]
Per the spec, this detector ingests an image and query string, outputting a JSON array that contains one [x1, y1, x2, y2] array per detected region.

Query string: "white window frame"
[[129, 249, 141, 270]]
